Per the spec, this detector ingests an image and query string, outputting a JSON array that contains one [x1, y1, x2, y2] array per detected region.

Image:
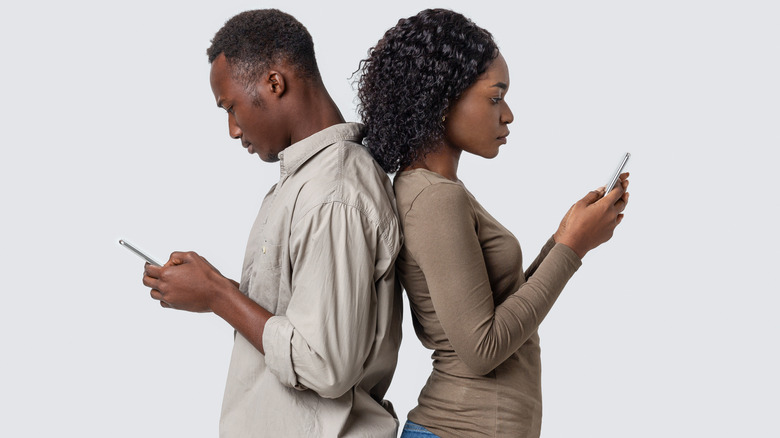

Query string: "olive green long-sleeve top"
[[394, 169, 582, 438]]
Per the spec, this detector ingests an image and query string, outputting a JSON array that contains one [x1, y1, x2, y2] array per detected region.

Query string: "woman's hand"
[[553, 173, 630, 258]]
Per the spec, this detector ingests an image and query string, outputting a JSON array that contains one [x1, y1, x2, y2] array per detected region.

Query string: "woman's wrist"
[[553, 233, 587, 259]]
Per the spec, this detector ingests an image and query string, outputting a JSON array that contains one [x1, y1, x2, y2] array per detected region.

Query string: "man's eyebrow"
[[491, 82, 508, 90]]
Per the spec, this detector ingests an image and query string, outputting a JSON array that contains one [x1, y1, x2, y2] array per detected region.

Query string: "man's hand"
[[143, 251, 233, 312], [553, 173, 630, 258], [143, 251, 272, 353]]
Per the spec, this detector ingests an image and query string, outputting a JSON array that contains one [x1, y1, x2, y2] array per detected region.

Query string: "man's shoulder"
[[292, 130, 397, 228], [336, 136, 384, 174], [297, 126, 391, 201], [286, 136, 398, 252]]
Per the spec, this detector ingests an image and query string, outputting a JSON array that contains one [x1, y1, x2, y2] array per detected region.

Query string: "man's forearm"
[[211, 280, 274, 355]]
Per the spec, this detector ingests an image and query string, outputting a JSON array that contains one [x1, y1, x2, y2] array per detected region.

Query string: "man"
[[143, 9, 402, 437]]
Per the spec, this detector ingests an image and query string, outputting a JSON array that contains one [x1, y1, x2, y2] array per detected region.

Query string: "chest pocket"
[[246, 242, 285, 314]]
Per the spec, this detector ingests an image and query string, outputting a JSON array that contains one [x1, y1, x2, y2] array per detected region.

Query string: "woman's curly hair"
[[357, 9, 498, 173]]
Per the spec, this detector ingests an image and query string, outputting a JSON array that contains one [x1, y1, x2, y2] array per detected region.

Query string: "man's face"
[[210, 54, 288, 162]]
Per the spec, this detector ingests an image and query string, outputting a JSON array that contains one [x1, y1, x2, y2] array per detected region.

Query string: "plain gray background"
[[2, 0, 778, 436]]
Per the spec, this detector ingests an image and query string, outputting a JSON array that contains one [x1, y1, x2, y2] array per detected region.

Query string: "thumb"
[[582, 187, 605, 205], [163, 256, 186, 267]]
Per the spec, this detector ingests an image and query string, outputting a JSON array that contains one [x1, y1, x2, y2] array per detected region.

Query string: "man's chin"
[[259, 153, 280, 163]]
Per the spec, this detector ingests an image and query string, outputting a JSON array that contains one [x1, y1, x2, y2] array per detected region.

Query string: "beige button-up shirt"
[[220, 123, 403, 438]]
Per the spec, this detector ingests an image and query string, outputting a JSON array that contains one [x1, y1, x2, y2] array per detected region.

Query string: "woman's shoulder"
[[394, 169, 474, 219]]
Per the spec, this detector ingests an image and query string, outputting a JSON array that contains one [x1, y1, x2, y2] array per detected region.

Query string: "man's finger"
[[171, 251, 194, 263], [143, 273, 159, 289], [162, 251, 191, 267], [150, 289, 164, 301], [145, 263, 162, 279]]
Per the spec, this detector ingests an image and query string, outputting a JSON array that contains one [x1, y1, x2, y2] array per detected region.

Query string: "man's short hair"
[[207, 9, 320, 86]]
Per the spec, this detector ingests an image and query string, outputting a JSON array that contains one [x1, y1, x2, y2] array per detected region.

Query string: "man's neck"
[[288, 80, 346, 145]]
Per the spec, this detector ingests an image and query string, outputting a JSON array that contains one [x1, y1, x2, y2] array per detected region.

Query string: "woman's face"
[[442, 53, 514, 159]]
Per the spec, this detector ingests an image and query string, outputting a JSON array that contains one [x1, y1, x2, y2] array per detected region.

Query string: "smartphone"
[[605, 153, 631, 194], [119, 239, 162, 266]]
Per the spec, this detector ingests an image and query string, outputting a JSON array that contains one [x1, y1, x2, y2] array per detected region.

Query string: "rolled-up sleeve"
[[262, 316, 298, 388], [262, 201, 380, 398]]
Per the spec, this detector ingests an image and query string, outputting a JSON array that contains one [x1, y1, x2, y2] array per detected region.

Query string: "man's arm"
[[143, 253, 273, 354], [262, 201, 386, 399]]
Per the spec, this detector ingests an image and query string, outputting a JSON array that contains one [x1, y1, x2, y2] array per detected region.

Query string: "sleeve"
[[403, 183, 582, 375], [523, 235, 557, 279], [262, 201, 381, 398]]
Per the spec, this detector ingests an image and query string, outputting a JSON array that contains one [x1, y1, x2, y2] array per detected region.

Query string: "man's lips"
[[497, 130, 510, 143], [243, 142, 254, 153]]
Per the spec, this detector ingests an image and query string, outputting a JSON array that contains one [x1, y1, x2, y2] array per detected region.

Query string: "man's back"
[[220, 123, 402, 437]]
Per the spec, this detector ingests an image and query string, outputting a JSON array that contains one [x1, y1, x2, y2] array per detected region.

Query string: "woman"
[[358, 9, 630, 438]]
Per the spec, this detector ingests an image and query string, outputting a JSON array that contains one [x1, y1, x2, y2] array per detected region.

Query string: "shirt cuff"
[[551, 242, 584, 267], [262, 315, 300, 389]]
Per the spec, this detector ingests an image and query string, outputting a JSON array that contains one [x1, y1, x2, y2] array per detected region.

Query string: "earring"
[[442, 115, 446, 122]]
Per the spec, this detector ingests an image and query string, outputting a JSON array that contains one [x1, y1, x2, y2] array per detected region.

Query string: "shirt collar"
[[278, 123, 365, 178]]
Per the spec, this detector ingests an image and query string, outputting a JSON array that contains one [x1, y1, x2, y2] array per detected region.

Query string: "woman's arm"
[[405, 178, 627, 375], [523, 236, 557, 279]]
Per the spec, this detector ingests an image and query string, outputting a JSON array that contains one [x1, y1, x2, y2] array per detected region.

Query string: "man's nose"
[[228, 113, 242, 139]]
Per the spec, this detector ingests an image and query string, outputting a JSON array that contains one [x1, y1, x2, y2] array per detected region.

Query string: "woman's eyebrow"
[[491, 82, 508, 90]]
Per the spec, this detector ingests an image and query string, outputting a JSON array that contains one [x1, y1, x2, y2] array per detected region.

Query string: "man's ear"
[[266, 71, 286, 98]]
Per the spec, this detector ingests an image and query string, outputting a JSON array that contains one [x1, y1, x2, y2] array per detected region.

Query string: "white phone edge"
[[119, 239, 162, 266], [605, 153, 631, 194]]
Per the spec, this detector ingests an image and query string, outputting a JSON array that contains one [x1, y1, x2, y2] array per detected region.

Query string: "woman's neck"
[[404, 143, 462, 182]]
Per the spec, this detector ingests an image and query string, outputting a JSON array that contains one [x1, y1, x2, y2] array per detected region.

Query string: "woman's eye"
[[491, 97, 502, 104]]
